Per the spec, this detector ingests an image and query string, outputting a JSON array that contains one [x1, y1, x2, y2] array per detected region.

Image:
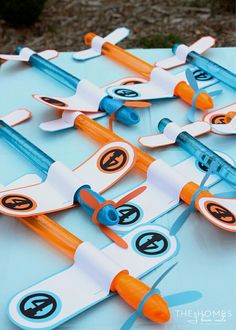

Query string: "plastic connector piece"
[[100, 96, 140, 126], [74, 186, 119, 226]]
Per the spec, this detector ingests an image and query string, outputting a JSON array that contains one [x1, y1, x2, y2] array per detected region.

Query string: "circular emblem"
[[117, 203, 142, 226], [113, 88, 139, 98], [210, 114, 227, 125], [205, 202, 236, 224], [0, 194, 37, 212], [98, 147, 128, 173], [196, 161, 209, 173], [18, 292, 61, 321], [41, 97, 67, 108], [133, 231, 169, 257], [193, 69, 213, 81]]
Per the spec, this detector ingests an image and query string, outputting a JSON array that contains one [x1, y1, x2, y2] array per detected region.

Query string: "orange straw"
[[84, 33, 213, 111], [19, 215, 80, 259]]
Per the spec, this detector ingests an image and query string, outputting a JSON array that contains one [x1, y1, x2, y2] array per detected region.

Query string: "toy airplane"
[[137, 102, 236, 139], [108, 151, 232, 234], [39, 108, 236, 232], [0, 36, 141, 127], [0, 176, 202, 330], [0, 112, 201, 329], [74, 30, 214, 112], [165, 103, 236, 136], [139, 118, 236, 186], [0, 115, 139, 245], [155, 37, 236, 90]]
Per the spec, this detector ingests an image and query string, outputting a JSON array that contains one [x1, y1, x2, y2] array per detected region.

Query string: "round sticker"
[[210, 114, 227, 125], [122, 80, 142, 85], [132, 230, 170, 257], [41, 97, 67, 108], [18, 292, 61, 321], [193, 69, 213, 81], [205, 202, 236, 224], [0, 194, 37, 212], [98, 147, 129, 173], [113, 88, 139, 98], [117, 203, 142, 226], [196, 160, 209, 173]]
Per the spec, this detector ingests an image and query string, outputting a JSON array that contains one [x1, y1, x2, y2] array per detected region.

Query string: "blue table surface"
[[0, 47, 236, 330]]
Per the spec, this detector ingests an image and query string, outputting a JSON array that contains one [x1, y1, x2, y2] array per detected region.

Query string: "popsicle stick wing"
[[73, 48, 101, 61], [139, 134, 175, 148], [33, 93, 100, 112], [139, 121, 211, 148], [0, 142, 135, 217], [189, 36, 215, 55], [156, 56, 186, 70], [38, 50, 59, 60], [33, 79, 106, 113], [103, 76, 147, 88], [0, 173, 73, 217], [196, 196, 236, 232], [0, 54, 30, 62], [211, 116, 236, 135], [73, 141, 136, 193], [155, 36, 215, 69], [182, 121, 211, 136], [0, 109, 31, 127], [40, 111, 105, 132], [203, 103, 236, 134], [104, 27, 130, 44], [73, 27, 129, 61], [0, 49, 58, 62]]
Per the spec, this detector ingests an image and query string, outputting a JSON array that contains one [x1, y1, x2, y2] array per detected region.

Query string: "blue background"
[[0, 47, 236, 330]]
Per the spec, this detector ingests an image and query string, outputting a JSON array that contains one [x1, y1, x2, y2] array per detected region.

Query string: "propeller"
[[78, 189, 128, 248], [165, 291, 202, 308], [185, 68, 222, 122]]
